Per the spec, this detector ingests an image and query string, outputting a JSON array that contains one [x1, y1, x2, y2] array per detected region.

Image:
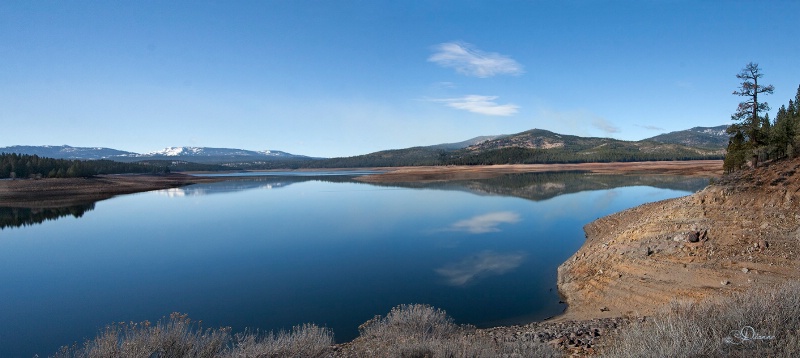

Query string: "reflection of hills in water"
[[0, 203, 95, 230], [1, 172, 708, 229], [168, 172, 708, 200], [157, 175, 362, 196], [372, 171, 709, 202]]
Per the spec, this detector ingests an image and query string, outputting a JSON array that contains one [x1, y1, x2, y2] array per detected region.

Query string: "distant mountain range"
[[0, 145, 138, 160], [1, 125, 730, 169], [0, 145, 311, 164]]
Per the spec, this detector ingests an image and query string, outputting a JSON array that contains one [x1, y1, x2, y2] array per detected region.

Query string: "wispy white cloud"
[[447, 211, 521, 234], [428, 42, 523, 78], [432, 95, 519, 116], [592, 118, 620, 134], [636, 124, 665, 131], [436, 251, 525, 286]]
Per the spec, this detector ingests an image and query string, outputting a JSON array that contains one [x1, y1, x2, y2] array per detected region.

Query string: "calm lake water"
[[0, 171, 707, 357]]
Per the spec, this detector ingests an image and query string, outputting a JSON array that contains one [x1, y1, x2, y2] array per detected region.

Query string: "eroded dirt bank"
[[557, 156, 800, 322]]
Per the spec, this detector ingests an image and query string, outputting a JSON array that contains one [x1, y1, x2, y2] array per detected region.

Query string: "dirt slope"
[[557, 157, 800, 320]]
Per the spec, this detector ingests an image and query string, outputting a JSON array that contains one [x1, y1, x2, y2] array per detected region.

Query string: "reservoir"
[[0, 171, 707, 357]]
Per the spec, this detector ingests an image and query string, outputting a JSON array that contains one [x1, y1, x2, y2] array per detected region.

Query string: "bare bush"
[[603, 281, 800, 357], [52, 305, 561, 358], [51, 313, 332, 358], [346, 304, 561, 358], [358, 304, 460, 342], [222, 323, 333, 358]]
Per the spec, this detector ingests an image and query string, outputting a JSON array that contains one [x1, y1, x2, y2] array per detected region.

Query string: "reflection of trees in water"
[[0, 203, 95, 229], [373, 171, 709, 202], [165, 175, 366, 196], [188, 172, 708, 202], [1, 172, 707, 229]]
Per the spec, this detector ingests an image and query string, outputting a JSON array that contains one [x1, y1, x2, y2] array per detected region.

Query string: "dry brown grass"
[[602, 281, 800, 357], [50, 306, 560, 358], [342, 304, 561, 358], [52, 313, 332, 358]]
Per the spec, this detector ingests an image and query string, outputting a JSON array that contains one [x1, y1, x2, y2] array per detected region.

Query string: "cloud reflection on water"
[[155, 182, 285, 197], [436, 251, 526, 286], [446, 211, 521, 234]]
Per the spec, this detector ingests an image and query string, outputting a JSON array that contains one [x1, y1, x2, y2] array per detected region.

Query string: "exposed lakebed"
[[0, 171, 707, 357]]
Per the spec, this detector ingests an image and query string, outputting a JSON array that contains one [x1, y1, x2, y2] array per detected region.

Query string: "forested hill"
[[301, 128, 725, 168], [643, 125, 730, 149], [443, 129, 725, 165], [0, 153, 168, 179]]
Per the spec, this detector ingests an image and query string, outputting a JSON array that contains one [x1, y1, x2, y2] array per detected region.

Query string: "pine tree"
[[728, 62, 774, 168]]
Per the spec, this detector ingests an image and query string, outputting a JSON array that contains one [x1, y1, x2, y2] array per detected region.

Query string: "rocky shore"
[[557, 156, 800, 322], [474, 317, 632, 356]]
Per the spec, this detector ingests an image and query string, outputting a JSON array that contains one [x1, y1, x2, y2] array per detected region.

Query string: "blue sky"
[[2, 1, 799, 157]]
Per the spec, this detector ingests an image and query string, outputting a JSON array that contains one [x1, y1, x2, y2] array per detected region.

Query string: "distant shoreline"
[[0, 173, 226, 208], [0, 161, 724, 208], [356, 160, 724, 183]]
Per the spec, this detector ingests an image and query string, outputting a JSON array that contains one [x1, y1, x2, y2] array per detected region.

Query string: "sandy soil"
[[357, 160, 724, 183], [0, 174, 224, 207], [556, 156, 800, 322]]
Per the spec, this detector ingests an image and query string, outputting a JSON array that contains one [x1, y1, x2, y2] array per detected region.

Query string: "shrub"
[[52, 305, 561, 358], [349, 304, 561, 358], [603, 281, 800, 357], [52, 313, 332, 358], [222, 323, 333, 358], [358, 304, 459, 342]]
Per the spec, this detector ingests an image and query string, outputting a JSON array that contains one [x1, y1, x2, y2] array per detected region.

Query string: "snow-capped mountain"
[[143, 146, 298, 158], [0, 145, 312, 163]]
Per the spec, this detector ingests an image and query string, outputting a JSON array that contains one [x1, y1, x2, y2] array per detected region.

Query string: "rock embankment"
[[474, 317, 631, 356], [557, 157, 800, 321]]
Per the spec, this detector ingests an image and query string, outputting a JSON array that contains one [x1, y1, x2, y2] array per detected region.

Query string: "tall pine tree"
[[726, 62, 774, 170]]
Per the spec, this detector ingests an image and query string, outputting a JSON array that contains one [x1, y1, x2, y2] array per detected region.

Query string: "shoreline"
[[356, 160, 723, 183], [0, 173, 226, 208]]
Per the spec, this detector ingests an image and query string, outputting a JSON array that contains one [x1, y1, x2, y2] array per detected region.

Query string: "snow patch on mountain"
[[141, 146, 304, 158], [695, 128, 728, 136]]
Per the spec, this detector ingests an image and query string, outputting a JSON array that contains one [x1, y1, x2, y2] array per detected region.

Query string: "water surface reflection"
[[0, 171, 707, 358]]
